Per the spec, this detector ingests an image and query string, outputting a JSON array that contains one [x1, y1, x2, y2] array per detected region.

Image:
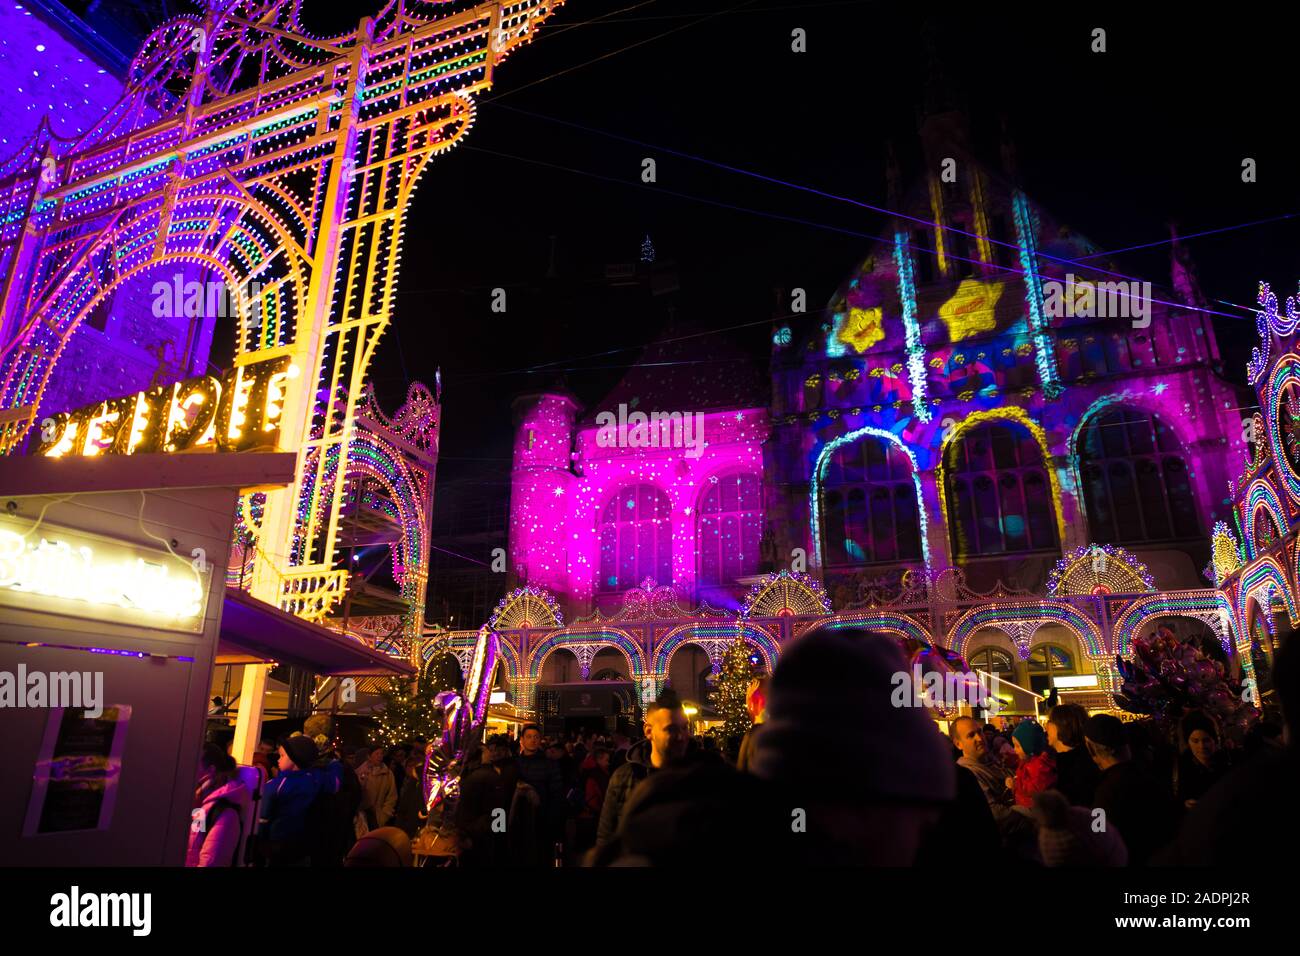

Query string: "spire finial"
[[1168, 221, 1207, 309]]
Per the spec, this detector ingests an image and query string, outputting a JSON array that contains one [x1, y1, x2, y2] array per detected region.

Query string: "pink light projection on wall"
[[510, 393, 769, 607]]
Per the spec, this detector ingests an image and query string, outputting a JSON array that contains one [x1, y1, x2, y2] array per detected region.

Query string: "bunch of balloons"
[[1115, 625, 1258, 740], [422, 628, 500, 816]]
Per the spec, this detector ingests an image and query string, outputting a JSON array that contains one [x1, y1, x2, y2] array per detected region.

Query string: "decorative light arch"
[[422, 627, 520, 682], [1265, 352, 1300, 500], [1245, 478, 1289, 558], [1046, 543, 1155, 597], [652, 621, 779, 675], [1111, 591, 1236, 658], [1236, 557, 1299, 636], [800, 610, 933, 647], [740, 569, 832, 618], [948, 601, 1103, 659], [346, 430, 425, 598], [809, 426, 929, 568], [526, 628, 647, 682], [490, 585, 563, 631], [935, 407, 1068, 549]]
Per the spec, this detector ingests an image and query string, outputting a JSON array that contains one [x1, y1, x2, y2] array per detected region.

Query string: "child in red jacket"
[[1008, 720, 1057, 808]]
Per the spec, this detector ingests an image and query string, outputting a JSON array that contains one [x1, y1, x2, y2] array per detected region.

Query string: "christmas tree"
[[640, 233, 655, 263], [372, 654, 463, 745], [710, 640, 758, 738], [1114, 625, 1259, 742], [372, 679, 441, 746]]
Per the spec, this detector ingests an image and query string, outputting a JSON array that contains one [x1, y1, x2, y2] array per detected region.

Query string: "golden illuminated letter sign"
[[35, 356, 296, 458]]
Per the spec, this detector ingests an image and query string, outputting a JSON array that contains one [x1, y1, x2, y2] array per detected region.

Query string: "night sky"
[[326, 1, 1299, 540]]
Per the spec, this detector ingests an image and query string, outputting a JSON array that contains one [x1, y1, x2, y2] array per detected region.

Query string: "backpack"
[[203, 797, 245, 867]]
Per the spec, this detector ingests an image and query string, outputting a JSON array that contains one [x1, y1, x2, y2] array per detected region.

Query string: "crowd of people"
[[186, 625, 1299, 867]]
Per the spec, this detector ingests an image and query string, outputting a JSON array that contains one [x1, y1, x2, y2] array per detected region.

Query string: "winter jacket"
[[1159, 750, 1300, 865], [1094, 760, 1179, 865], [591, 753, 781, 866], [596, 738, 706, 848], [358, 761, 397, 828], [1175, 749, 1229, 806], [958, 754, 1015, 812], [515, 750, 564, 827], [1013, 751, 1058, 808], [1052, 745, 1101, 806], [259, 768, 319, 844], [456, 758, 520, 867], [186, 776, 251, 867]]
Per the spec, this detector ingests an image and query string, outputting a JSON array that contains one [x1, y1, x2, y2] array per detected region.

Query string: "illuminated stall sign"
[[0, 519, 210, 633], [35, 355, 297, 458]]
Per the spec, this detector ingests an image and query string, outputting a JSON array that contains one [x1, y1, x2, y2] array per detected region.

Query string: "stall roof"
[[219, 587, 415, 677]]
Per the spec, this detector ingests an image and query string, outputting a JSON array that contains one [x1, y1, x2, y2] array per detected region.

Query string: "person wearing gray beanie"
[[747, 628, 957, 864]]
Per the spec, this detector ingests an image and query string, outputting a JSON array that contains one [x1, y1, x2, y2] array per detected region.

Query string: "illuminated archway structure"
[[1211, 283, 1300, 688], [323, 380, 439, 656], [426, 567, 1248, 716], [0, 0, 566, 627]]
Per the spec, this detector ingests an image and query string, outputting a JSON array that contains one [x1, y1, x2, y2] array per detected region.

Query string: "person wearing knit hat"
[[1032, 789, 1127, 866], [1009, 720, 1057, 808], [281, 734, 318, 772], [747, 627, 956, 864], [1084, 713, 1128, 753], [257, 736, 322, 866], [1085, 712, 1179, 865]]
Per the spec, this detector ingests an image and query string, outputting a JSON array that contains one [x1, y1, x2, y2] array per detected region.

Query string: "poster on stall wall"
[[22, 704, 131, 836]]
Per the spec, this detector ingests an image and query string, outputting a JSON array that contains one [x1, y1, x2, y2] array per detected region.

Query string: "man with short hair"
[[1085, 713, 1177, 865], [515, 723, 564, 863], [595, 691, 691, 849], [951, 716, 1015, 816]]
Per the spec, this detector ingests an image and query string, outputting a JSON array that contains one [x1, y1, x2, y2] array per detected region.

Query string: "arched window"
[[969, 645, 1016, 680], [599, 484, 672, 592], [1078, 406, 1199, 545], [821, 436, 922, 566], [945, 422, 1058, 557], [1026, 642, 1076, 695], [697, 473, 763, 587]]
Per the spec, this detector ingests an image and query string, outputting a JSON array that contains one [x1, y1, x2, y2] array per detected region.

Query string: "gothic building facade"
[[504, 110, 1253, 703]]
